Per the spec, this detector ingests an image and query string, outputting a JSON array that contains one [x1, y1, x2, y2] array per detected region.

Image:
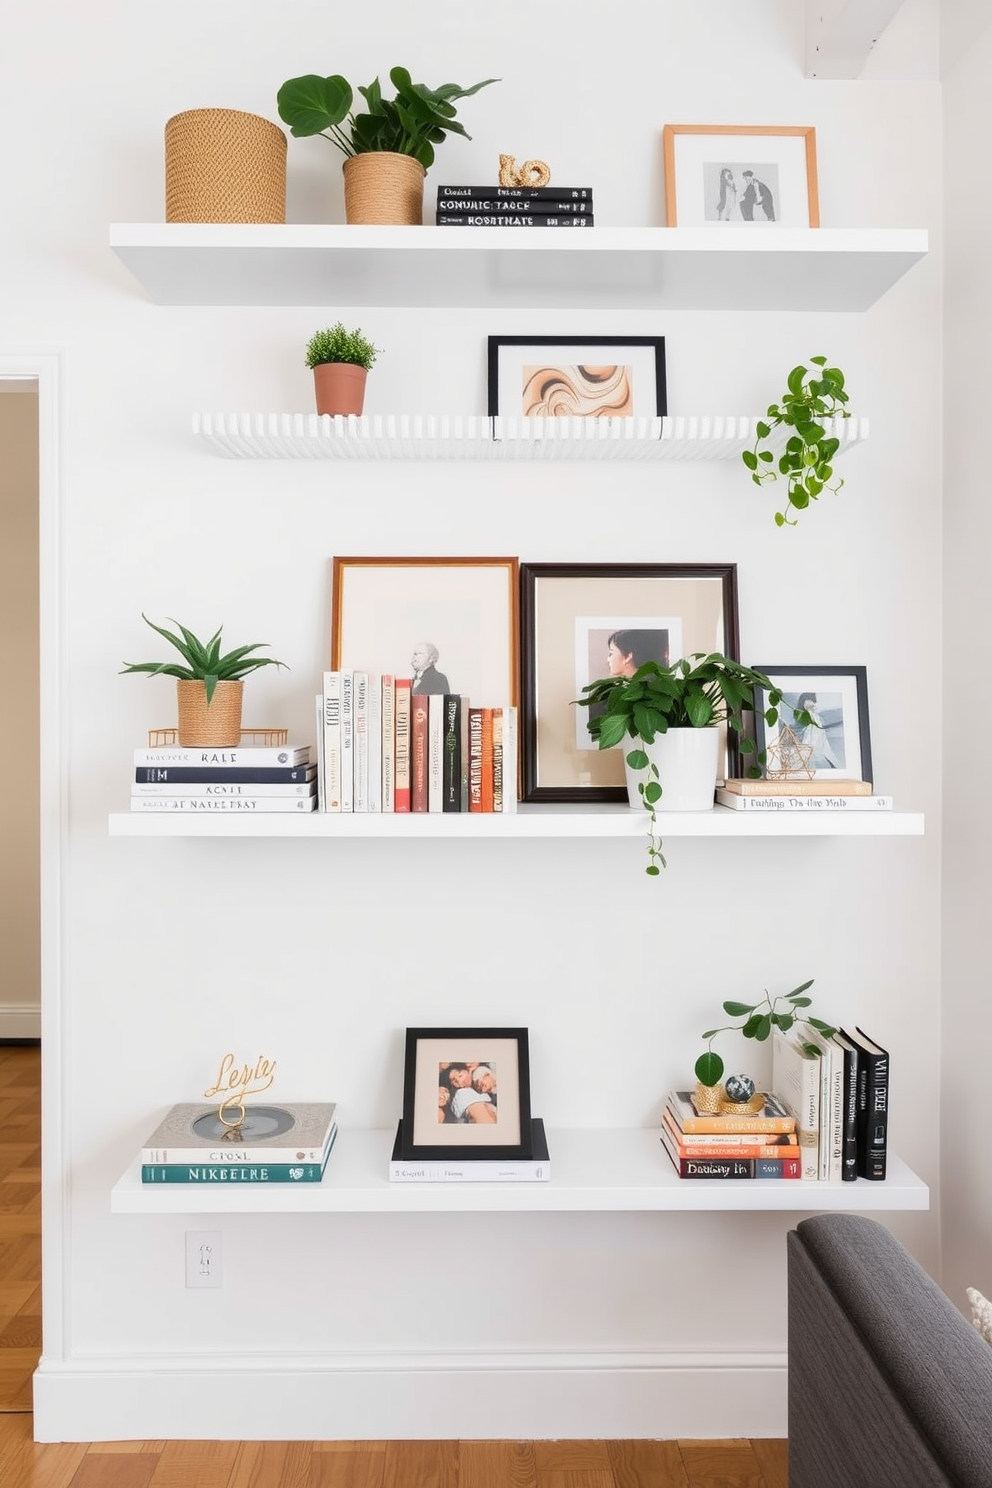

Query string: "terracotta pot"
[[342, 151, 426, 225], [176, 679, 244, 747], [623, 727, 721, 812], [313, 363, 368, 417]]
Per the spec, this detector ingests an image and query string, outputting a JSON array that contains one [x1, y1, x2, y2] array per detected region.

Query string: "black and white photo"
[[663, 125, 819, 228]]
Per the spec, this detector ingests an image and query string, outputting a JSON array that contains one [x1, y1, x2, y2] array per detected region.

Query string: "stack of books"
[[772, 1024, 890, 1182], [434, 183, 594, 229], [316, 672, 517, 814], [131, 743, 317, 814], [715, 778, 892, 812], [388, 1117, 551, 1183], [139, 1101, 337, 1184], [662, 1090, 801, 1179]]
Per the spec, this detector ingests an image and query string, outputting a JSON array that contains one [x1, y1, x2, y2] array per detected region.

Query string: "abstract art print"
[[662, 125, 819, 228], [488, 337, 667, 419]]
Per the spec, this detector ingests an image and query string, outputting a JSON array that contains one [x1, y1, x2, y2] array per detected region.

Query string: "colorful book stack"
[[435, 183, 594, 229], [662, 1090, 801, 1179], [139, 1101, 337, 1184], [316, 672, 517, 813], [131, 744, 317, 813], [715, 778, 892, 812]]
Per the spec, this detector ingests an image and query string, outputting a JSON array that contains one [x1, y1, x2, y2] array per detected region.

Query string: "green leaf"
[[276, 74, 353, 137], [789, 996, 812, 1008], [755, 420, 771, 438], [596, 714, 628, 749], [742, 450, 758, 471], [626, 748, 648, 769], [772, 1012, 795, 1032], [787, 980, 815, 998], [694, 1052, 725, 1086], [752, 1013, 773, 1041], [643, 781, 662, 804], [723, 1000, 756, 1017], [741, 1014, 763, 1039], [786, 364, 807, 395]]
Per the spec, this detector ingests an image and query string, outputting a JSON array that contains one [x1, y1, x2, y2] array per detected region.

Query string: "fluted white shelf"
[[110, 1128, 929, 1214], [108, 804, 924, 838], [109, 224, 928, 311], [192, 412, 869, 462]]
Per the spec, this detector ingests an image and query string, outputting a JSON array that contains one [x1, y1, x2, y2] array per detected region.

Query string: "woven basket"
[[165, 109, 287, 224], [342, 152, 426, 225], [176, 679, 244, 747]]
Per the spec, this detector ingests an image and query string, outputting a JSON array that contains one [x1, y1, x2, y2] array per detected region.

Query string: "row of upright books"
[[663, 1024, 889, 1183], [131, 742, 316, 813], [715, 777, 893, 812], [315, 672, 517, 813], [434, 183, 595, 229]]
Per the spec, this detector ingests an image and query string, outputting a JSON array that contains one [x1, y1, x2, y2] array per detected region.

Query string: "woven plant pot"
[[342, 152, 426, 225], [165, 109, 287, 223], [313, 363, 368, 417], [176, 679, 244, 747]]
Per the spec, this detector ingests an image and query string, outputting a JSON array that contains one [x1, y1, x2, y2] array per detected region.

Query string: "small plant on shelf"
[[743, 355, 851, 527], [305, 322, 381, 372], [694, 978, 835, 1092]]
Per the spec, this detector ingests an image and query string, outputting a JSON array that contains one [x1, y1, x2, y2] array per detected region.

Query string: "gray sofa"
[[788, 1213, 992, 1488]]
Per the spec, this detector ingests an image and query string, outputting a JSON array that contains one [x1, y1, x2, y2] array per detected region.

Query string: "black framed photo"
[[400, 1027, 533, 1161], [749, 665, 873, 784], [487, 336, 667, 419], [519, 562, 741, 802]]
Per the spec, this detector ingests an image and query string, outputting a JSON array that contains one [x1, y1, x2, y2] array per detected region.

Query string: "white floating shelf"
[[192, 412, 869, 463], [110, 1128, 928, 1215], [109, 224, 928, 311], [108, 803, 924, 839]]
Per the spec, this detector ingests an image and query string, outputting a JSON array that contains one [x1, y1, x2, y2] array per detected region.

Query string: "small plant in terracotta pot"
[[305, 322, 382, 417], [121, 615, 288, 747]]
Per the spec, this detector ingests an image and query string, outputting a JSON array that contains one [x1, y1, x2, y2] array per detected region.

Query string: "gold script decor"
[[498, 154, 551, 188], [203, 1052, 278, 1131]]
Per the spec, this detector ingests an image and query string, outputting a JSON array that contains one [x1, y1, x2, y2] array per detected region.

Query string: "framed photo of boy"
[[401, 1027, 533, 1160], [750, 665, 873, 784], [487, 336, 667, 419], [519, 561, 741, 802], [662, 125, 819, 228], [330, 557, 519, 708]]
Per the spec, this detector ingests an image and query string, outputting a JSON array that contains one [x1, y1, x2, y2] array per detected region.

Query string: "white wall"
[[6, 0, 946, 1441]]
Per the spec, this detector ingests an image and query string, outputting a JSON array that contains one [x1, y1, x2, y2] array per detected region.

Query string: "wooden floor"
[[0, 1044, 789, 1487]]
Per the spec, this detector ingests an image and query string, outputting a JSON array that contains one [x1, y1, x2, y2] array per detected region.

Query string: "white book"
[[133, 745, 311, 767], [428, 694, 444, 813], [130, 796, 317, 813], [340, 671, 354, 813], [716, 789, 893, 812], [313, 693, 325, 811], [141, 1102, 337, 1164], [389, 1119, 550, 1182], [771, 1029, 820, 1180], [353, 671, 369, 813], [381, 674, 395, 812], [800, 1020, 844, 1182], [321, 672, 342, 813], [501, 705, 518, 813], [132, 781, 316, 798], [367, 673, 383, 813]]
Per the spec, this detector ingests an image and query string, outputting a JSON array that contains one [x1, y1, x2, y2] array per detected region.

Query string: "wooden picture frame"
[[519, 561, 741, 802], [400, 1027, 533, 1160], [750, 665, 873, 784], [662, 125, 819, 228], [487, 336, 667, 419]]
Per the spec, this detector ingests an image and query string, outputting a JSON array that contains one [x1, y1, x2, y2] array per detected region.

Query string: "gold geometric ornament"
[[764, 722, 815, 780]]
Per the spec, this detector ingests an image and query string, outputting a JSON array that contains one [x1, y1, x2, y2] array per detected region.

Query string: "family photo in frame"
[[400, 1027, 533, 1161], [751, 665, 873, 783], [662, 124, 819, 228]]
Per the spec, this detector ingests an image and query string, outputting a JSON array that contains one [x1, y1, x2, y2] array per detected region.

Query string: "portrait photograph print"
[[331, 557, 519, 707], [750, 665, 873, 784], [662, 125, 819, 228], [401, 1027, 533, 1160], [519, 562, 741, 802], [487, 336, 667, 420]]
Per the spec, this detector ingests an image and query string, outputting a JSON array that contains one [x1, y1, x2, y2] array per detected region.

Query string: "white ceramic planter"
[[623, 727, 721, 812]]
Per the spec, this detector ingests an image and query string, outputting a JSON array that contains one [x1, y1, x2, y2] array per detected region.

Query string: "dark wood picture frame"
[[487, 336, 667, 419], [400, 1027, 533, 1161], [750, 664, 873, 784], [519, 561, 741, 803]]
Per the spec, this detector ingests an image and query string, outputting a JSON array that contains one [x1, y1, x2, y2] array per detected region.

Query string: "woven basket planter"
[[165, 109, 287, 223], [313, 363, 368, 417], [176, 679, 244, 747], [342, 152, 426, 225]]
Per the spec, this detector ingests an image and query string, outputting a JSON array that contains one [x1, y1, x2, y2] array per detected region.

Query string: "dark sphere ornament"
[[723, 1073, 756, 1104]]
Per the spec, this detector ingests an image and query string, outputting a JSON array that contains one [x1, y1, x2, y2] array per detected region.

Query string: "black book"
[[841, 1026, 889, 1180], [435, 214, 595, 229], [437, 184, 593, 201], [135, 764, 317, 784], [436, 196, 593, 216], [830, 1030, 860, 1181], [442, 695, 462, 812]]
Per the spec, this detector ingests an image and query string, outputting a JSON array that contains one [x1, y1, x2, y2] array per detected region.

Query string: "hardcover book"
[[770, 1031, 820, 1180], [322, 671, 343, 812], [389, 1118, 550, 1182], [428, 694, 444, 813], [436, 197, 594, 215], [715, 790, 893, 812], [394, 678, 412, 812], [353, 670, 369, 813], [411, 694, 430, 812], [135, 765, 316, 785], [435, 214, 594, 228], [830, 1029, 861, 1181], [140, 1101, 338, 1164], [129, 795, 317, 813], [442, 695, 461, 811], [666, 1089, 797, 1136], [132, 781, 317, 797], [340, 671, 354, 813], [368, 672, 383, 813], [381, 674, 396, 812], [141, 1125, 337, 1184], [841, 1026, 889, 1180], [661, 1128, 800, 1179], [133, 745, 311, 767], [721, 777, 872, 796], [436, 185, 593, 200]]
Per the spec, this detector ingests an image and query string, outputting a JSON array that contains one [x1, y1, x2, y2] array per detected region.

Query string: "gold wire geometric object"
[[764, 722, 815, 780], [498, 153, 551, 188], [146, 726, 289, 747]]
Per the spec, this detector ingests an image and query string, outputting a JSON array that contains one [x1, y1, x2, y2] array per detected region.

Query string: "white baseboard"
[[32, 1351, 788, 1442], [0, 1002, 41, 1040]]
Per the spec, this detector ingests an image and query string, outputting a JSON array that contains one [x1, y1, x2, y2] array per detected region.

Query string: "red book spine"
[[480, 708, 494, 813]]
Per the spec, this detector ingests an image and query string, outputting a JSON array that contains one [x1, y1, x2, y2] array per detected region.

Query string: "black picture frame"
[[400, 1027, 533, 1161], [749, 665, 873, 785], [519, 562, 742, 803], [487, 336, 667, 419]]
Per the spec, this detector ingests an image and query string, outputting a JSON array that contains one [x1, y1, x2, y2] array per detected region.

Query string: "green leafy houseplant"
[[575, 654, 814, 876], [305, 322, 381, 372], [694, 978, 835, 1089], [743, 355, 851, 527], [276, 66, 499, 169], [120, 615, 287, 703]]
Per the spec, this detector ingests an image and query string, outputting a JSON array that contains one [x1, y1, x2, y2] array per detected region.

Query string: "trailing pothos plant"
[[743, 355, 851, 527], [575, 654, 815, 876], [694, 979, 835, 1089]]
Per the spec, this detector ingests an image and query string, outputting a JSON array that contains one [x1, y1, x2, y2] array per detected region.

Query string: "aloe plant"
[[276, 66, 499, 170], [695, 979, 835, 1088], [743, 356, 851, 527], [120, 615, 287, 704]]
